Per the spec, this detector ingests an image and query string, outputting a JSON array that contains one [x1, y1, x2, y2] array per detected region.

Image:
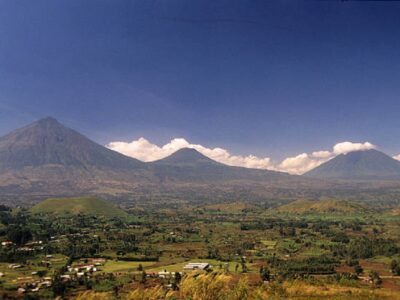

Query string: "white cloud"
[[311, 150, 332, 159], [333, 141, 376, 155], [277, 153, 323, 175], [393, 154, 400, 161], [107, 138, 378, 175], [107, 138, 273, 169]]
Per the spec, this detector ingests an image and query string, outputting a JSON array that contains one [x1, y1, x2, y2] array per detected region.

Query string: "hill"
[[275, 199, 373, 214], [30, 196, 127, 218], [304, 149, 400, 180]]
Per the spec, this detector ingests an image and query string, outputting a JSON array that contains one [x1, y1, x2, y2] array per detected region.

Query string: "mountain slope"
[[151, 148, 289, 182], [304, 149, 400, 180], [30, 196, 127, 218], [0, 117, 144, 171]]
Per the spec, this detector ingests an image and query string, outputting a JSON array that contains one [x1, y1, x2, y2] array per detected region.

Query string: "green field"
[[30, 196, 128, 218], [100, 261, 157, 273]]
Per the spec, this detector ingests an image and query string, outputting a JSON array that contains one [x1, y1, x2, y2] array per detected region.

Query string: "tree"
[[37, 270, 48, 278], [369, 271, 382, 287], [390, 260, 400, 276], [354, 265, 363, 276], [260, 266, 271, 282], [137, 264, 143, 271], [240, 257, 247, 273], [52, 275, 67, 297], [140, 270, 147, 284], [7, 226, 32, 246], [174, 271, 182, 284]]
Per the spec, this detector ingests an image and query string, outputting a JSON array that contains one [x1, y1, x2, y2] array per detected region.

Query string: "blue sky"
[[1, 0, 400, 163]]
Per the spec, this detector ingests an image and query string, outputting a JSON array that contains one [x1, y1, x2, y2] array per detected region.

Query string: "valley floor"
[[0, 199, 400, 299]]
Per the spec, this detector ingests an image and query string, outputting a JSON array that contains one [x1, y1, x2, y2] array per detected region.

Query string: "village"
[[0, 236, 216, 296]]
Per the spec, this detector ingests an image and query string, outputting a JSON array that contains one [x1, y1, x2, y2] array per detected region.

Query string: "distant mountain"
[[30, 196, 127, 218], [0, 118, 302, 205], [4, 118, 400, 207], [153, 148, 220, 166], [304, 149, 400, 180], [151, 148, 288, 182], [0, 117, 144, 171], [0, 117, 151, 202]]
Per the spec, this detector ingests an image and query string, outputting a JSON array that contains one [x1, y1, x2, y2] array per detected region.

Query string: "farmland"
[[0, 198, 399, 298]]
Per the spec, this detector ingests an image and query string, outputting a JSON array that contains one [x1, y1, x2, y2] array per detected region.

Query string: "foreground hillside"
[[30, 196, 127, 218]]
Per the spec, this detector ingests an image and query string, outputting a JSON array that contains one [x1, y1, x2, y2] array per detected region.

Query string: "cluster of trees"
[[267, 255, 339, 278], [391, 259, 400, 276]]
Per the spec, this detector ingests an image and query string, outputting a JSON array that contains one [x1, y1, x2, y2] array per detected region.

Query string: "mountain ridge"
[[0, 117, 302, 205]]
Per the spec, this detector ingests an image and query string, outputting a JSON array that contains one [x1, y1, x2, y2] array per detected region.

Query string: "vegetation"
[[0, 198, 398, 298], [275, 199, 373, 214], [30, 196, 127, 218]]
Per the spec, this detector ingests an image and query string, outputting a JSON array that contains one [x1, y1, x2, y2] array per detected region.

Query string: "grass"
[[30, 196, 128, 218], [260, 240, 277, 250], [100, 260, 157, 273], [0, 254, 68, 282], [275, 199, 374, 215], [278, 239, 300, 254]]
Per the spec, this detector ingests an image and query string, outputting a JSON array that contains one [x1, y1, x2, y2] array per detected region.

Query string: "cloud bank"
[[107, 138, 273, 169], [107, 139, 377, 175], [394, 154, 400, 161]]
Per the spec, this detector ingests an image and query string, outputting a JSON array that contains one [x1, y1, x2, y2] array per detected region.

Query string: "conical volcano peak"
[[0, 118, 144, 171], [305, 149, 400, 179], [153, 148, 219, 165], [37, 116, 59, 124]]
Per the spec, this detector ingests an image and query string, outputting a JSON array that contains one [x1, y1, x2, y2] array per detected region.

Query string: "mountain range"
[[1, 117, 400, 206]]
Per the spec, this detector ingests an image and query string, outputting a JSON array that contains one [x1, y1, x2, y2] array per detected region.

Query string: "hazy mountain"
[[152, 148, 220, 166], [151, 148, 289, 182], [0, 117, 144, 171], [0, 118, 301, 205], [304, 149, 400, 180], [3, 118, 400, 207], [0, 118, 151, 203]]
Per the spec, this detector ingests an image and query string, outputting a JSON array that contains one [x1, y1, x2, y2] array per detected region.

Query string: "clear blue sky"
[[1, 0, 400, 159]]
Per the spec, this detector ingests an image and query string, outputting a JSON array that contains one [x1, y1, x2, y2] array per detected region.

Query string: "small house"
[[183, 262, 210, 271]]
